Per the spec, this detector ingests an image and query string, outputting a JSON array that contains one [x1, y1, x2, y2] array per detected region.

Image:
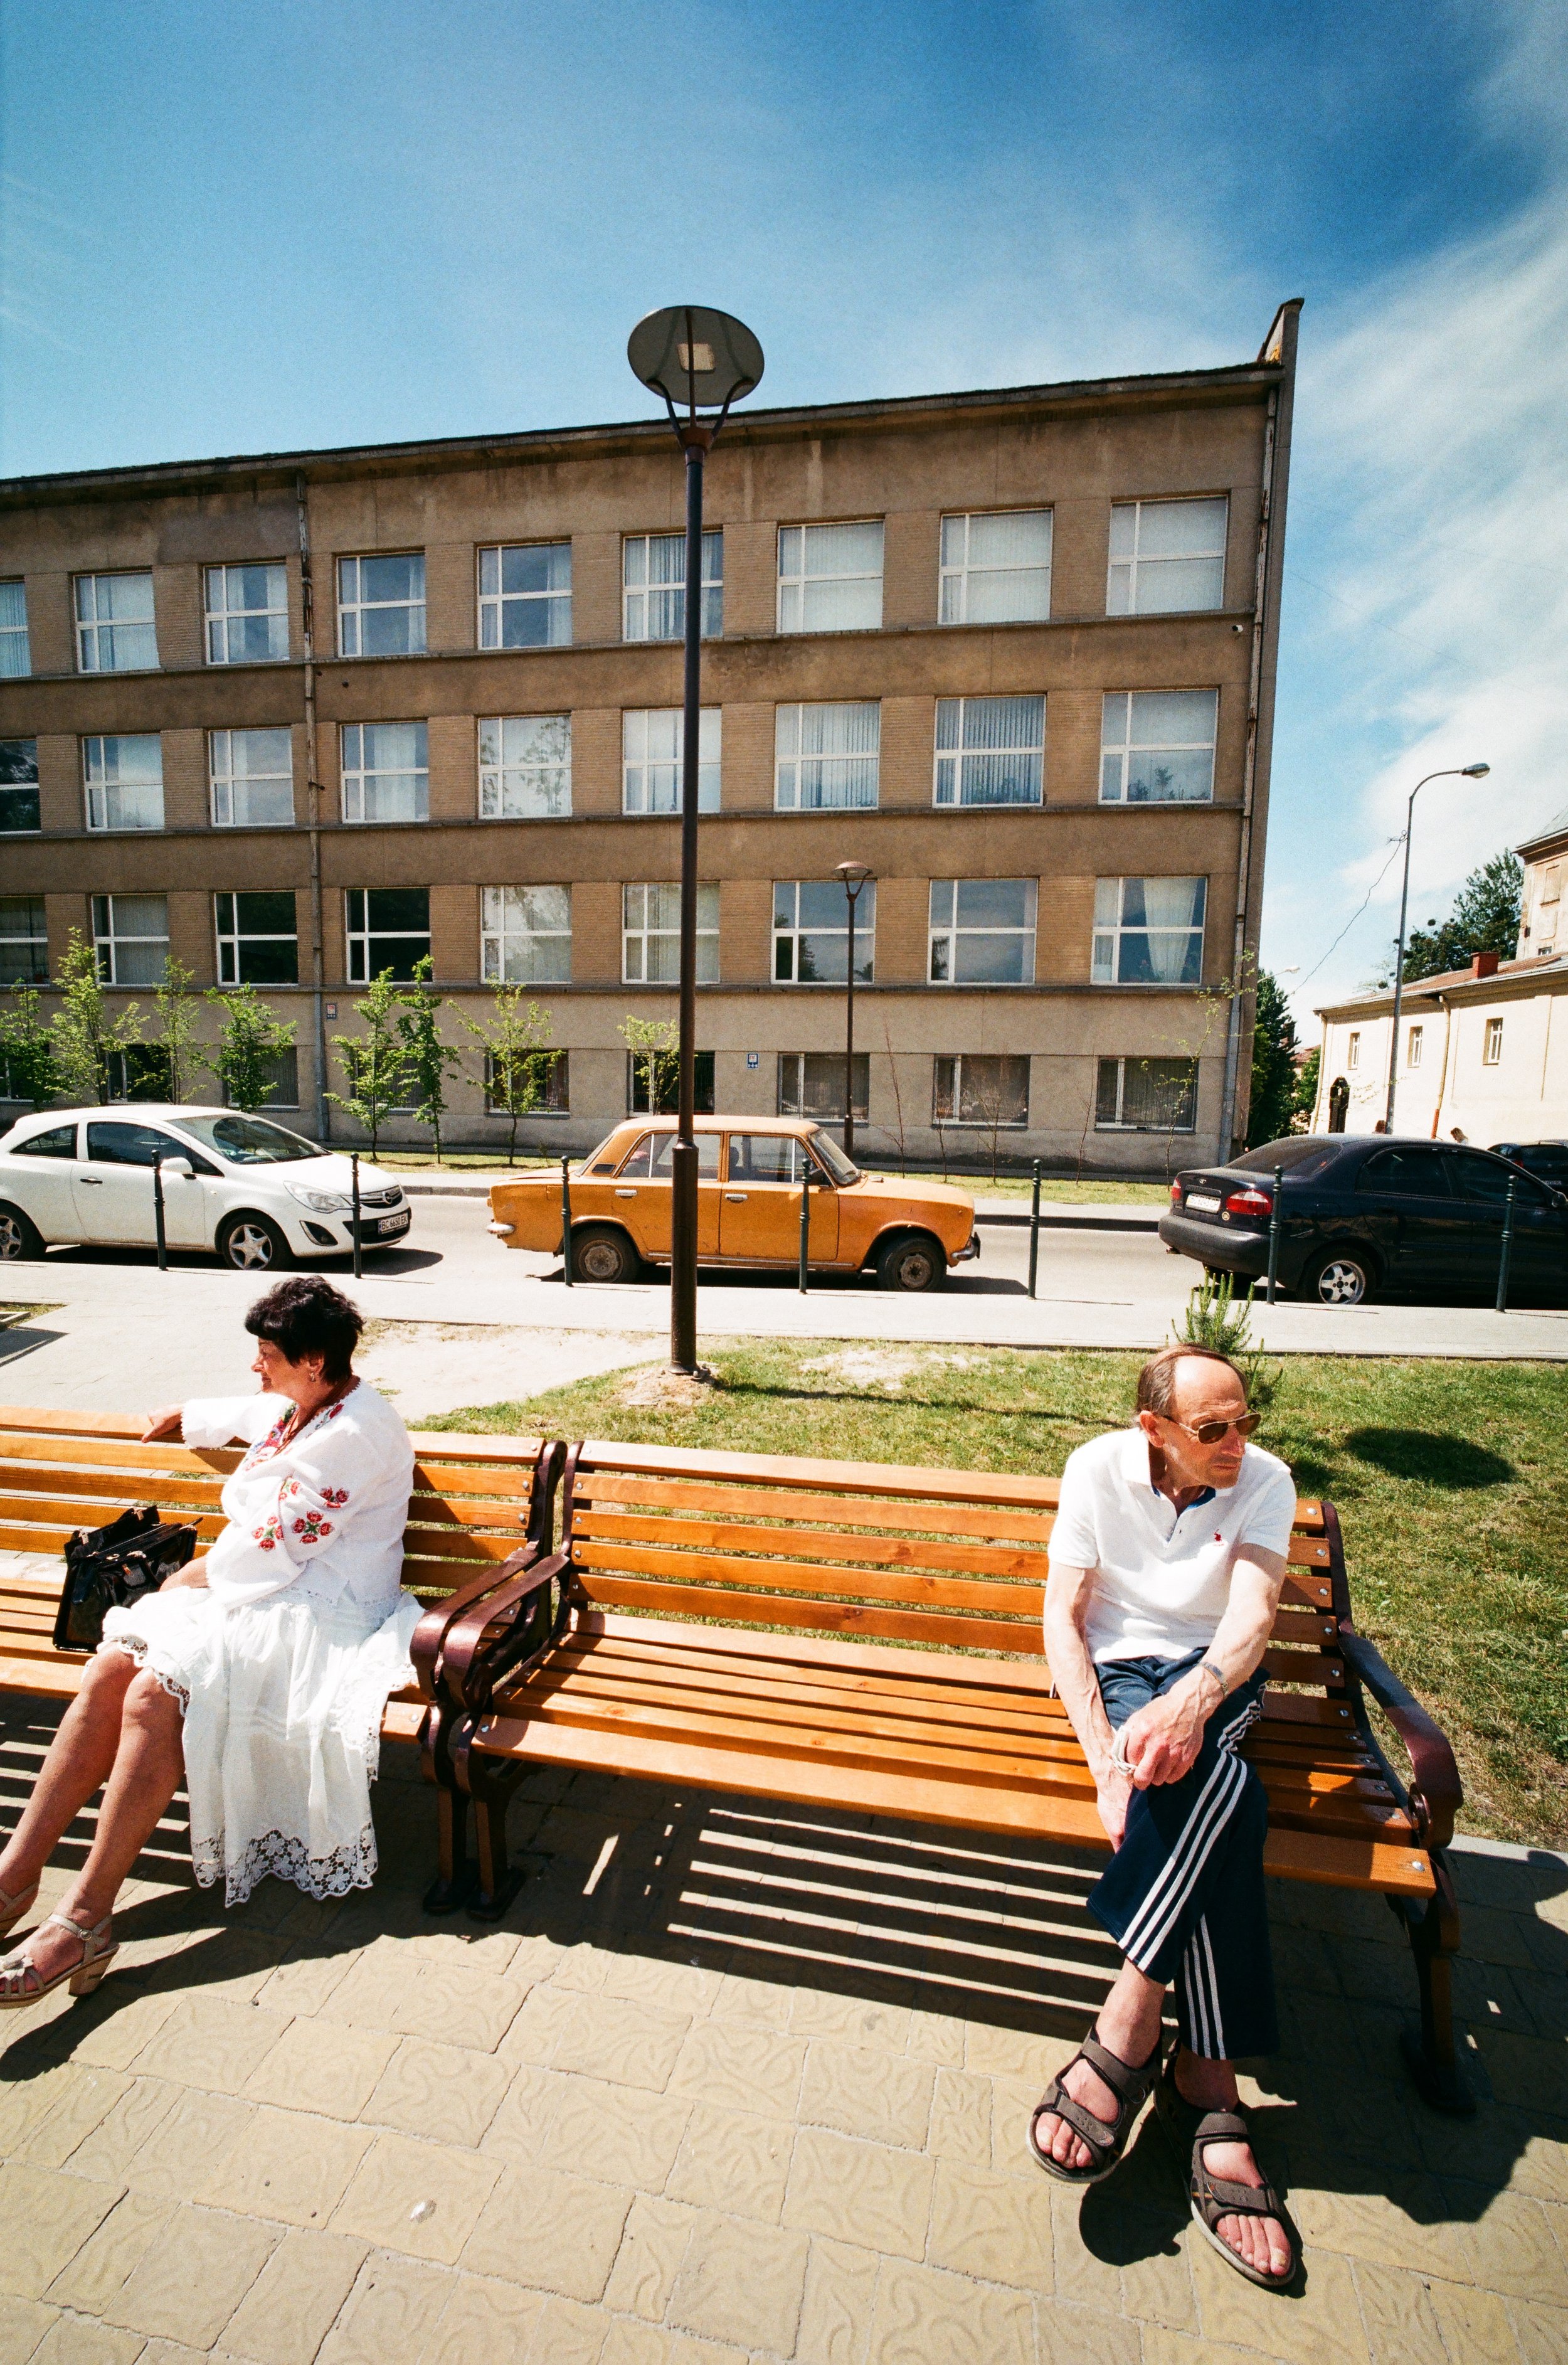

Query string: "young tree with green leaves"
[[205, 985, 297, 1113], [620, 1014, 679, 1114], [463, 988, 556, 1163], [153, 957, 201, 1103], [395, 955, 464, 1164], [49, 931, 142, 1105], [1293, 1045, 1321, 1132], [0, 982, 60, 1110], [1246, 970, 1300, 1148], [327, 970, 406, 1156]]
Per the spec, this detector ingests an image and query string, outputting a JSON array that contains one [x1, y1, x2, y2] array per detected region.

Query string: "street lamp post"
[[1385, 762, 1490, 1132], [628, 307, 763, 1373], [835, 863, 874, 1158]]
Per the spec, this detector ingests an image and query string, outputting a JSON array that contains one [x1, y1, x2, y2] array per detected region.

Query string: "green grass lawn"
[[371, 1149, 1171, 1203], [425, 1339, 1568, 1849]]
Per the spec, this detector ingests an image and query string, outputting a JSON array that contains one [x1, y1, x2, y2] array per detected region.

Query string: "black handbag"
[[52, 1505, 199, 1653]]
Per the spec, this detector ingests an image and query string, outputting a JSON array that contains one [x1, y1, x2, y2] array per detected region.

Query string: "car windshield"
[[175, 1115, 326, 1166], [808, 1130, 861, 1187], [1230, 1139, 1340, 1182]]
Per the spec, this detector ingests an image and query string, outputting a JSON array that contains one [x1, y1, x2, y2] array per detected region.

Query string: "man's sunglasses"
[[1162, 1411, 1262, 1446]]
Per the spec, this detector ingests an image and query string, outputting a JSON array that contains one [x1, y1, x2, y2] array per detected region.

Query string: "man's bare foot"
[[1032, 2010, 1162, 2173], [1173, 2054, 1292, 2281]]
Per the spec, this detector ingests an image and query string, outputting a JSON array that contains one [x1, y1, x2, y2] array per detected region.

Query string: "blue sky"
[[4, 0, 1564, 1031]]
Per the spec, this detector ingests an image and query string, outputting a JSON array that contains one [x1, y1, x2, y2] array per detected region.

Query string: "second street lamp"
[[1385, 760, 1491, 1132], [627, 307, 764, 1373], [835, 862, 874, 1159]]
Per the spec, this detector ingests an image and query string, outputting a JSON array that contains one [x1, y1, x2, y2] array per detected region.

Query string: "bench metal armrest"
[[412, 1541, 549, 1707], [1338, 1628, 1462, 1852], [440, 1548, 571, 1714]]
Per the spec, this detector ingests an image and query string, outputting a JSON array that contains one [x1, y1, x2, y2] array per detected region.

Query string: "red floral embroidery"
[[320, 1487, 350, 1508], [252, 1516, 282, 1551], [290, 1511, 334, 1543]]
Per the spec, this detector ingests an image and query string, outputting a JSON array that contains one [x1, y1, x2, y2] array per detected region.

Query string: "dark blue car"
[[1159, 1135, 1568, 1305]]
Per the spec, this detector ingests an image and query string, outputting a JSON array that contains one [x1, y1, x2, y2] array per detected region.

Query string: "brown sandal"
[[1157, 2069, 1297, 2288], [1025, 2023, 1162, 2185]]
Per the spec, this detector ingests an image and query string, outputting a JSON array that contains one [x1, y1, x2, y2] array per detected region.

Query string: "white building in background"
[[1311, 817, 1568, 1144]]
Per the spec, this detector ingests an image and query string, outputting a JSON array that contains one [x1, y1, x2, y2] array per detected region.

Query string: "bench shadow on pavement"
[[1, 1701, 1562, 2275]]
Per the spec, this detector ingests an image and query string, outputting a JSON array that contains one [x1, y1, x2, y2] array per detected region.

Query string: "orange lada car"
[[488, 1116, 978, 1291]]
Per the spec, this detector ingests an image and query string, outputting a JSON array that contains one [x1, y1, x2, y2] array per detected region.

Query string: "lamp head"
[[627, 306, 764, 414], [1461, 762, 1490, 777], [835, 862, 874, 888]]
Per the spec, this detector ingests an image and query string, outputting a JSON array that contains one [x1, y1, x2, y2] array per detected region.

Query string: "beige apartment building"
[[0, 300, 1300, 1171]]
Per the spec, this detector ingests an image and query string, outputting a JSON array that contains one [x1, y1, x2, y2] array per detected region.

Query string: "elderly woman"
[[0, 1276, 418, 2007]]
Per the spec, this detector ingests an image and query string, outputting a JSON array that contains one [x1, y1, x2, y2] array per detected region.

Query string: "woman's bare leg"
[[11, 1671, 187, 1987], [0, 1651, 139, 1901]]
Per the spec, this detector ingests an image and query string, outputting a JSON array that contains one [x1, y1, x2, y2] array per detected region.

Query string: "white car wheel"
[[0, 1205, 44, 1261], [218, 1214, 289, 1272]]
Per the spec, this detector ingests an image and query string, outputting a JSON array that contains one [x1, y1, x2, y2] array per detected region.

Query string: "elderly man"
[[1029, 1343, 1297, 2291]]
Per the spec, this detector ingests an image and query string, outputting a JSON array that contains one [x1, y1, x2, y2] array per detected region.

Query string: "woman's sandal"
[[0, 1910, 117, 2010], [1155, 2061, 1298, 2289], [0, 1879, 38, 1939], [1025, 2023, 1163, 2184]]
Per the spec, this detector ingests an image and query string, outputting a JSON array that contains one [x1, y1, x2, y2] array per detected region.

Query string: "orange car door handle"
[[725, 1193, 747, 1202], [615, 1188, 637, 1198]]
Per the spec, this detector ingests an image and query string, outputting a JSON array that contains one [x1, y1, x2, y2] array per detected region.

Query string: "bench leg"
[[1392, 1851, 1474, 2115], [419, 1704, 478, 1916], [449, 1718, 529, 1923]]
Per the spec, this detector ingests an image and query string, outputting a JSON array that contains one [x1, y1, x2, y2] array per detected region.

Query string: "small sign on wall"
[[746, 1052, 759, 1068]]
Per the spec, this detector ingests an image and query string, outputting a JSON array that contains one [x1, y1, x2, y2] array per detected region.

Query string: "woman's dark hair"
[[245, 1277, 363, 1381]]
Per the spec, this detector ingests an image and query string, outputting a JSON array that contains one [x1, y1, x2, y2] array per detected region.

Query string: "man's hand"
[[142, 1405, 183, 1442], [1119, 1683, 1209, 1788], [1094, 1770, 1133, 1847]]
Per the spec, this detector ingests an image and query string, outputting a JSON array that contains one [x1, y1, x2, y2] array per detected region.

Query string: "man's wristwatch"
[[1192, 1659, 1226, 1706]]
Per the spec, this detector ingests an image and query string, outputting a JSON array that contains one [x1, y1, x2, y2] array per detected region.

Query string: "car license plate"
[[1185, 1192, 1221, 1213], [377, 1213, 410, 1235]]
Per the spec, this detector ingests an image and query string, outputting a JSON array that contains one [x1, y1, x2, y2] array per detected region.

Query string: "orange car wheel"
[[571, 1225, 642, 1285], [875, 1233, 945, 1293]]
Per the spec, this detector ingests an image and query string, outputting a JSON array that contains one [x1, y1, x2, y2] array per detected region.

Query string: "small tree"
[[1246, 970, 1299, 1149], [1386, 849, 1524, 985], [395, 955, 464, 1164], [620, 1014, 679, 1115], [206, 984, 297, 1114], [327, 970, 406, 1156], [153, 957, 201, 1103], [0, 982, 59, 1110], [881, 1014, 908, 1176], [49, 931, 142, 1104], [464, 988, 556, 1163], [1171, 1271, 1282, 1415], [1292, 1046, 1321, 1132]]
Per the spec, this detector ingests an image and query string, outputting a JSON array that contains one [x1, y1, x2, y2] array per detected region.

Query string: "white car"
[[0, 1106, 412, 1270]]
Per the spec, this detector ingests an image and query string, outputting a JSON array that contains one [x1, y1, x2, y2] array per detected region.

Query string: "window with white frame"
[[623, 883, 719, 984], [75, 572, 157, 672], [933, 1053, 1029, 1128], [929, 880, 1036, 984], [1099, 690, 1217, 803], [337, 554, 425, 657], [933, 695, 1043, 807], [92, 894, 168, 986], [623, 531, 722, 641], [775, 702, 879, 810], [0, 898, 48, 986], [1091, 877, 1206, 985], [1347, 1031, 1361, 1069], [0, 740, 39, 834], [1483, 1016, 1504, 1065], [345, 888, 429, 982], [221, 1048, 298, 1109], [1407, 1024, 1424, 1070], [1106, 497, 1228, 615], [215, 891, 298, 986], [210, 727, 294, 827], [478, 544, 571, 649], [478, 716, 571, 819], [776, 523, 884, 634], [939, 511, 1052, 625], [773, 880, 875, 985], [204, 563, 289, 664], [622, 708, 720, 814], [83, 735, 164, 832], [1094, 1056, 1197, 1132], [341, 722, 428, 823], [487, 1048, 568, 1114], [0, 582, 30, 678], [776, 1052, 868, 1122], [480, 885, 572, 984]]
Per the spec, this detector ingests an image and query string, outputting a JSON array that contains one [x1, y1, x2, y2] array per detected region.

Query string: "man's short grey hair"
[[1136, 1343, 1246, 1419]]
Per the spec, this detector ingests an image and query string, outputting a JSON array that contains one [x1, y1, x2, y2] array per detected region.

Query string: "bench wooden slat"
[[0, 1433, 241, 1477], [576, 1470, 1061, 1544], [574, 1573, 1046, 1656], [575, 1537, 1041, 1617], [573, 1509, 1049, 1583]]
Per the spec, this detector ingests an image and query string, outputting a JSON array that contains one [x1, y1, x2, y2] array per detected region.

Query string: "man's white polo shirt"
[[1047, 1426, 1296, 1665]]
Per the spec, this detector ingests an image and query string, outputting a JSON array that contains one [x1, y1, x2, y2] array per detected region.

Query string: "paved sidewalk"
[[0, 1695, 1563, 2364]]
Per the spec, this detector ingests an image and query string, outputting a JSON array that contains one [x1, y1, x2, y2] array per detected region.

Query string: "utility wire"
[[1293, 833, 1408, 992]]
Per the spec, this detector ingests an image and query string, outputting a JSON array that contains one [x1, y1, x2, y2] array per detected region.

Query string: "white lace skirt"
[[99, 1586, 422, 1906]]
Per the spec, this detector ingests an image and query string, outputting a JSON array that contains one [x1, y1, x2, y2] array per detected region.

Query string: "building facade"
[[0, 302, 1300, 1171], [1311, 821, 1568, 1142]]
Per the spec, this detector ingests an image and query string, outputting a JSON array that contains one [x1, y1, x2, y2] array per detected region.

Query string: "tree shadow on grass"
[[1343, 1429, 1516, 1488]]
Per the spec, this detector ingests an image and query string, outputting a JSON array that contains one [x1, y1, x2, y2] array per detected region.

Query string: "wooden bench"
[[0, 1405, 559, 1879], [416, 1438, 1472, 2113]]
